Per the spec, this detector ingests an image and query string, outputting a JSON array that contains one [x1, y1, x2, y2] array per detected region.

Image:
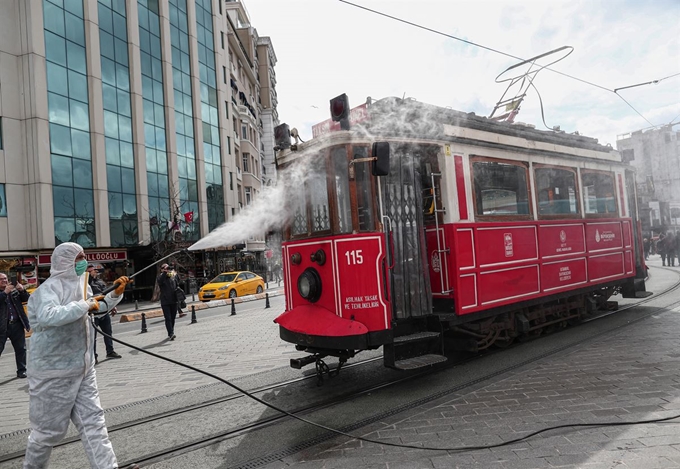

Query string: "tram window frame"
[[581, 169, 618, 217], [352, 145, 378, 232], [533, 164, 581, 219], [330, 146, 353, 234], [308, 155, 332, 234], [282, 151, 332, 240], [470, 156, 532, 221]]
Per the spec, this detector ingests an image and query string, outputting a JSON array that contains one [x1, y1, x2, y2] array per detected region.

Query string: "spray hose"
[[88, 319, 680, 454]]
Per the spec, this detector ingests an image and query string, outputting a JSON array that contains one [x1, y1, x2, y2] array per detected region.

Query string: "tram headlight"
[[297, 268, 322, 303]]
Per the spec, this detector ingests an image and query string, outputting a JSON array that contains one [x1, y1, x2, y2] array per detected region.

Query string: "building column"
[[13, 0, 55, 250]]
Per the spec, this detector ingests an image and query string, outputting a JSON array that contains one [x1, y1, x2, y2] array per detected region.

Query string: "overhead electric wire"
[[338, 0, 676, 129]]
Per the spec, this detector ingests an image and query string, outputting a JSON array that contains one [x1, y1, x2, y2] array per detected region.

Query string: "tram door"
[[381, 145, 433, 320], [622, 169, 649, 297]]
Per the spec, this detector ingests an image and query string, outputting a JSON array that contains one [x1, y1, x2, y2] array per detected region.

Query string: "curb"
[[118, 289, 284, 323]]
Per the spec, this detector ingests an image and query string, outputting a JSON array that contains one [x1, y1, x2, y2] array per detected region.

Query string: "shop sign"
[[39, 251, 127, 265]]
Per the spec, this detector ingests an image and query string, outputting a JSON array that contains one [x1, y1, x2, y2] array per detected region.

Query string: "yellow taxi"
[[198, 271, 265, 301]]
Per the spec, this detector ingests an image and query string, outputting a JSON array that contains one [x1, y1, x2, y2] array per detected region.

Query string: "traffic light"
[[274, 123, 291, 149], [330, 93, 350, 130]]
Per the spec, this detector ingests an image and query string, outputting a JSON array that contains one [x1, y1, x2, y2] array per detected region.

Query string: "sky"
[[243, 0, 679, 148]]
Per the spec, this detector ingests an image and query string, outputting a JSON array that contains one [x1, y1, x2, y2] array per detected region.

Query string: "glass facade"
[[169, 0, 199, 241], [138, 0, 170, 238], [99, 0, 138, 246], [195, 0, 224, 231], [43, 0, 96, 247]]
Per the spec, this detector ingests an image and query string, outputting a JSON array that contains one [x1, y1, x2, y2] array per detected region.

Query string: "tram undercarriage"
[[442, 287, 620, 352]]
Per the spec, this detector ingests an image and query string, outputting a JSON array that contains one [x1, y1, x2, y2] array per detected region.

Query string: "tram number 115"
[[345, 250, 364, 265]]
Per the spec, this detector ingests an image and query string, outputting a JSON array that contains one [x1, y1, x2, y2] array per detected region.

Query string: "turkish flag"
[[184, 211, 194, 223]]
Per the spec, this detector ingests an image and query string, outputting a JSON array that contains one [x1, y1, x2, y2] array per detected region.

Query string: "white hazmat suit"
[[24, 242, 128, 469]]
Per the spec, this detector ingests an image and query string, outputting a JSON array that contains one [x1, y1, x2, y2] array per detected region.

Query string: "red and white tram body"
[[274, 97, 648, 372]]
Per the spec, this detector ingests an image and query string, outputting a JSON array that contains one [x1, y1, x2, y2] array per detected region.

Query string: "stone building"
[[617, 124, 680, 237]]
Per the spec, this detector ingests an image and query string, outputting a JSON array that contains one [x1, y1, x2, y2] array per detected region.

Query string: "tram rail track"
[[126, 268, 680, 468], [2, 267, 677, 468]]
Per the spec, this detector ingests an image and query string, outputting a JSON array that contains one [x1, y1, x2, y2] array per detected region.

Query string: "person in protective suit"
[[23, 242, 138, 469]]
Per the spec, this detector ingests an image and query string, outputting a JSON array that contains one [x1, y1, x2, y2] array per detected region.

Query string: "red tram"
[[273, 96, 648, 374]]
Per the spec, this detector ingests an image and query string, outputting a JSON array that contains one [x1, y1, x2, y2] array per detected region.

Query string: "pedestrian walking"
[[0, 274, 30, 378], [23, 242, 137, 469], [643, 236, 650, 260], [273, 262, 282, 285], [157, 263, 179, 340], [87, 264, 122, 363], [666, 231, 676, 267], [658, 232, 667, 266]]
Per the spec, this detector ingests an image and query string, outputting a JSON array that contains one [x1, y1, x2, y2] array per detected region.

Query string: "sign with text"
[[39, 251, 127, 265]]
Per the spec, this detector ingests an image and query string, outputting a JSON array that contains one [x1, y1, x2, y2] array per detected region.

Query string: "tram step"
[[394, 331, 440, 344], [393, 354, 447, 370]]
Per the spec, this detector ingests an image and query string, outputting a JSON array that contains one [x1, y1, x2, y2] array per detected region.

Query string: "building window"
[[44, 0, 96, 247], [245, 187, 251, 205], [0, 117, 3, 150], [218, 0, 222, 14], [242, 153, 249, 173], [223, 66, 227, 84], [224, 100, 228, 118], [220, 31, 224, 49], [229, 171, 233, 190], [241, 123, 247, 140], [169, 0, 199, 242], [0, 184, 7, 217]]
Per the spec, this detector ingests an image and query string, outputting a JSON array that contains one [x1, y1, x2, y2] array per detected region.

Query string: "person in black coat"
[[157, 264, 178, 340], [87, 264, 121, 363], [0, 273, 30, 378]]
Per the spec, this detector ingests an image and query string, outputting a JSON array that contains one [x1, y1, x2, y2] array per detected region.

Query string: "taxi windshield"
[[211, 273, 237, 283]]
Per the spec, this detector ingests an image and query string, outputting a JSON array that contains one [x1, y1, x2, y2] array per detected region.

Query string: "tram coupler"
[[290, 354, 326, 370], [315, 356, 347, 386]]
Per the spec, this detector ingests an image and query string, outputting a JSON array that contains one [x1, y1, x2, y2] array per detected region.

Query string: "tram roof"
[[278, 97, 620, 163]]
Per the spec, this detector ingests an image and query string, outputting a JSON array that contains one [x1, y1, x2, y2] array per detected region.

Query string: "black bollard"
[[141, 312, 148, 333], [231, 298, 236, 316], [191, 305, 197, 324], [265, 293, 270, 309]]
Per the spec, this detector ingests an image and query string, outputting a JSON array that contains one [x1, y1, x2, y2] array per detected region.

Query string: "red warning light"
[[329, 93, 350, 130]]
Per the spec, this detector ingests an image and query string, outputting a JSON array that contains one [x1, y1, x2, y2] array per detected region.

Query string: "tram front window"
[[309, 157, 330, 233], [354, 146, 375, 231], [332, 147, 352, 233]]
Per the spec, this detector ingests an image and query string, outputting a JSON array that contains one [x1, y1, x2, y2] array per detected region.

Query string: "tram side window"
[[354, 146, 375, 231], [309, 157, 331, 233], [581, 170, 617, 216], [332, 147, 352, 233], [535, 167, 579, 217], [472, 159, 530, 217]]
